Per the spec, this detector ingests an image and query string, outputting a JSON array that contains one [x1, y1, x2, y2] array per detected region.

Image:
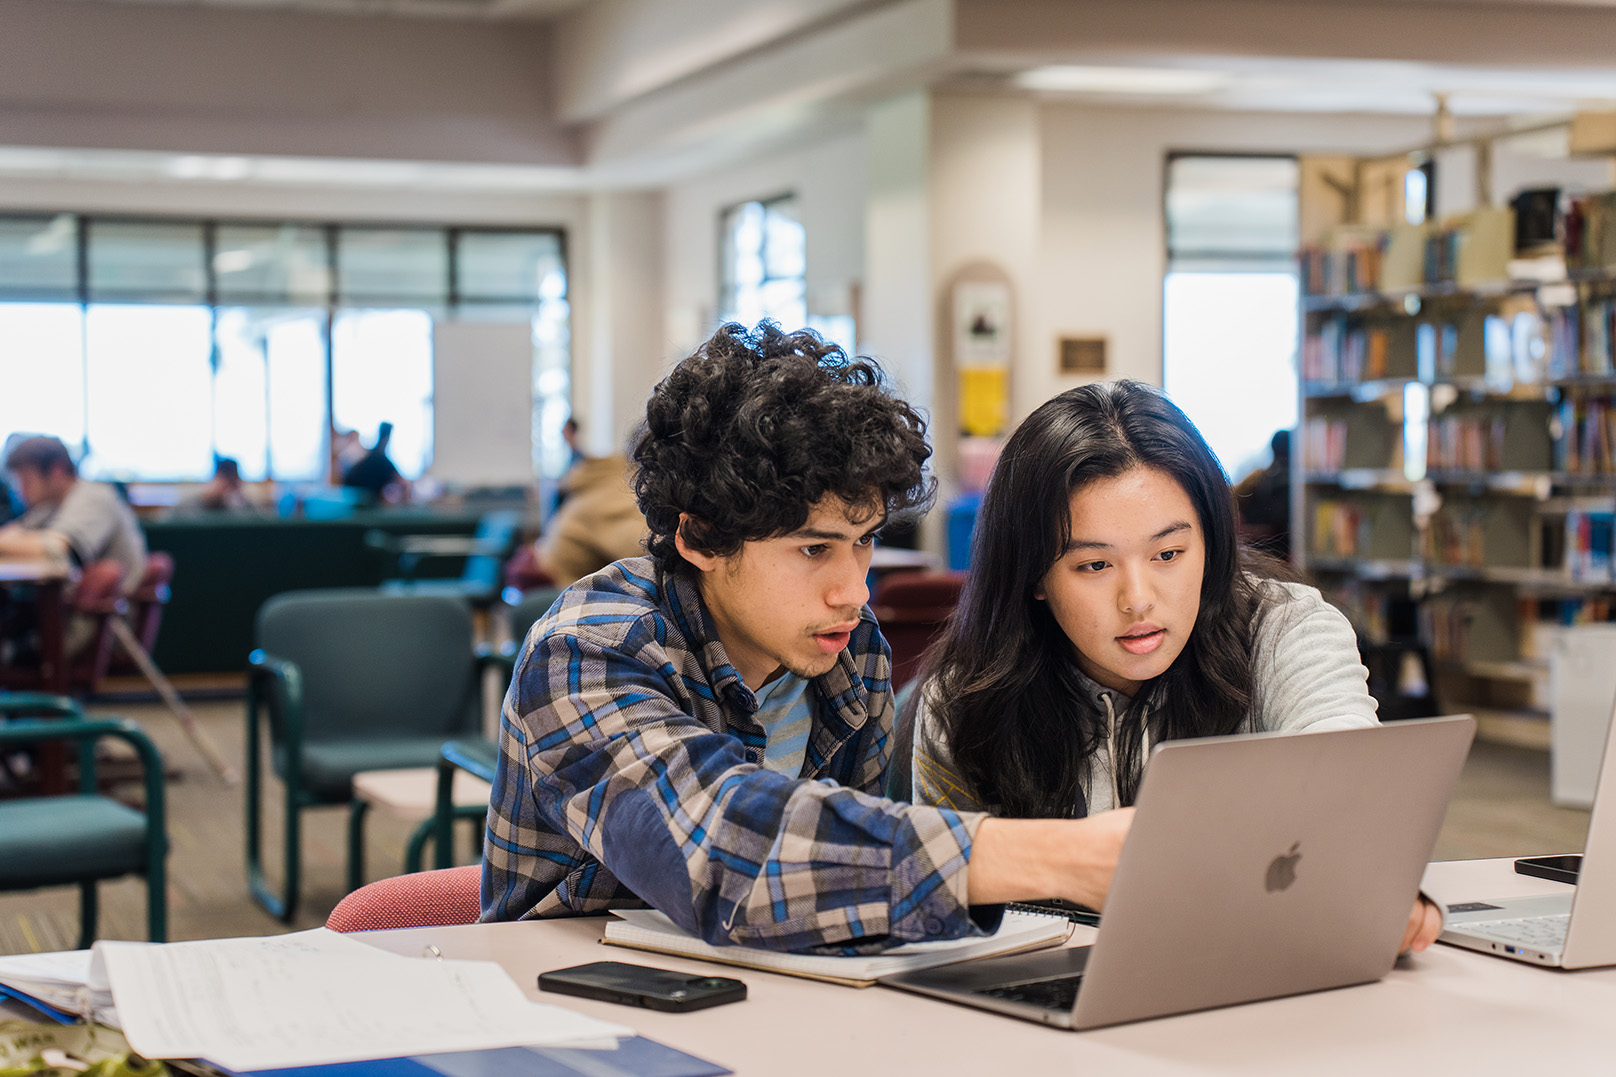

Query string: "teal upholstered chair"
[[368, 510, 524, 611], [414, 736, 501, 873], [0, 693, 168, 946], [245, 589, 485, 921], [505, 586, 565, 651], [391, 589, 565, 876]]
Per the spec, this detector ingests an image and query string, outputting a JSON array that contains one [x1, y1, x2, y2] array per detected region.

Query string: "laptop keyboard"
[[1466, 914, 1570, 949], [975, 974, 1083, 1011]]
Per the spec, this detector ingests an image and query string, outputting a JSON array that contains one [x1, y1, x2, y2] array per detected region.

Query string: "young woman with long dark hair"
[[910, 380, 1440, 951]]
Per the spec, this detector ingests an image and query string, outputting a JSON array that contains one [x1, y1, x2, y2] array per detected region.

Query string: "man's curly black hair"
[[632, 321, 934, 573]]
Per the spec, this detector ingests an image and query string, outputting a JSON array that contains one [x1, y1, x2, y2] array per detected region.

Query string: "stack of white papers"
[[0, 949, 115, 1024], [31, 929, 632, 1072]]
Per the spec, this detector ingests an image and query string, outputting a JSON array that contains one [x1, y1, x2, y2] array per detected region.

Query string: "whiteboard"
[[431, 321, 534, 486]]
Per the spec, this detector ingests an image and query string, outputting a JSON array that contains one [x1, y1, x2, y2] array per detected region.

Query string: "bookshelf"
[[1297, 185, 1616, 739]]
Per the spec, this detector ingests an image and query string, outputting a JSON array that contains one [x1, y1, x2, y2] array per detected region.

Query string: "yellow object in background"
[[960, 366, 1009, 438]]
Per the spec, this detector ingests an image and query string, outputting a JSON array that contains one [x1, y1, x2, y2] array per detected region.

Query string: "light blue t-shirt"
[[754, 671, 815, 777]]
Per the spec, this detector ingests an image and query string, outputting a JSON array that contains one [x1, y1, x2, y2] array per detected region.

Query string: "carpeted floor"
[[0, 694, 1594, 954]]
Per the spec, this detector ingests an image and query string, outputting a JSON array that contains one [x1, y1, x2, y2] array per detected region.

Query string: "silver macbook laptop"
[[1439, 696, 1616, 969], [880, 715, 1475, 1030]]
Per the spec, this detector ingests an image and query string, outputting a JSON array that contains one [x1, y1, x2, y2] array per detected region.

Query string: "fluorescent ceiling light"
[[1016, 65, 1230, 95]]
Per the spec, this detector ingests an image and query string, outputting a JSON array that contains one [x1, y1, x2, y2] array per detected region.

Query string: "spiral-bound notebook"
[[600, 908, 1074, 988]]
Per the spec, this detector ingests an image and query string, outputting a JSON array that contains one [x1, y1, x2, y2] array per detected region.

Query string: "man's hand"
[[1400, 894, 1443, 954], [966, 808, 1136, 909]]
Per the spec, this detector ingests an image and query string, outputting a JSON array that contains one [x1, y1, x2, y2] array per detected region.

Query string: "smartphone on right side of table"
[[1513, 854, 1583, 885]]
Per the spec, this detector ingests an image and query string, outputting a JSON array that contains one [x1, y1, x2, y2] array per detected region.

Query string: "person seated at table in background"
[[484, 321, 1145, 953], [342, 422, 410, 504], [908, 381, 1440, 954], [1232, 428, 1291, 560], [0, 434, 148, 657], [521, 453, 648, 588], [171, 456, 258, 516]]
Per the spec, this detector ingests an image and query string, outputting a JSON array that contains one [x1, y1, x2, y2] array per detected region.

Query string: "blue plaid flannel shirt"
[[481, 556, 992, 953]]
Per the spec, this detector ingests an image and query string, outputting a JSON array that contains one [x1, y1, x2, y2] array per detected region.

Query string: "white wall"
[[577, 190, 666, 457], [863, 93, 934, 416], [661, 125, 867, 358], [929, 94, 1041, 433], [1031, 104, 1440, 414]]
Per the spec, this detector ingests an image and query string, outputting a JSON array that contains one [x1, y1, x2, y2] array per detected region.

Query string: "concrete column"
[[862, 92, 934, 420], [578, 190, 666, 456]]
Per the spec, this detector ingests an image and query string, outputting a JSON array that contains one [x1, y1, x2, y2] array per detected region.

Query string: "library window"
[[0, 215, 569, 484], [719, 195, 807, 330], [1162, 154, 1301, 483]]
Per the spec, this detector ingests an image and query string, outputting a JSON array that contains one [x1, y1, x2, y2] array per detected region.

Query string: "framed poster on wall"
[[953, 279, 1011, 438]]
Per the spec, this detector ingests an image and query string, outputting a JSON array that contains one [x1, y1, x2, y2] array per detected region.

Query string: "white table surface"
[[350, 767, 492, 817], [354, 858, 1616, 1074]]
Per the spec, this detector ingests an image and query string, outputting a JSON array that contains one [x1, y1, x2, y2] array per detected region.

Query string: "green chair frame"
[[408, 737, 500, 874], [0, 693, 168, 947], [245, 590, 491, 922]]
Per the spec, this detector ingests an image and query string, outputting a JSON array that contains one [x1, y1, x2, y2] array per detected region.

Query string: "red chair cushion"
[[325, 865, 482, 932], [73, 560, 125, 615]]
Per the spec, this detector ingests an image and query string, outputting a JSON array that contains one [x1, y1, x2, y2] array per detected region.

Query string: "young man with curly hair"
[[483, 322, 1132, 952]]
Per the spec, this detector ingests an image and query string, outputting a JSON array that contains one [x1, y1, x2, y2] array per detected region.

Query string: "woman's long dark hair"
[[925, 380, 1273, 817]]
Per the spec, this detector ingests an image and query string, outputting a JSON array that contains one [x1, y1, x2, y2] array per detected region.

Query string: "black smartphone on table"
[[539, 961, 747, 1012], [1514, 854, 1582, 885]]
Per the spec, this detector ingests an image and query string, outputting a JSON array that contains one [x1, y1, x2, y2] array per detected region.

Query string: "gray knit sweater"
[[910, 579, 1379, 814]]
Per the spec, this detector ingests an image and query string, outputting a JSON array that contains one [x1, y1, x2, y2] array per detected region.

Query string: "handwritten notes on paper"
[[89, 929, 631, 1071]]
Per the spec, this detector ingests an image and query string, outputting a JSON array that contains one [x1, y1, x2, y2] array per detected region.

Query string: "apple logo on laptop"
[[1266, 842, 1301, 892]]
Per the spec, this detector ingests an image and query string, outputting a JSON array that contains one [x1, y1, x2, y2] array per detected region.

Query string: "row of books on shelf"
[[1300, 239, 1383, 298], [1301, 320, 1397, 384], [1422, 508, 1495, 569], [1323, 586, 1616, 667], [1553, 395, 1616, 474], [1566, 192, 1616, 272], [1424, 594, 1616, 666], [1300, 416, 1400, 472], [1426, 411, 1532, 474], [1304, 396, 1616, 476], [1530, 593, 1616, 633], [1309, 501, 1369, 560], [1318, 579, 1397, 642], [1545, 295, 1616, 378], [1304, 308, 1554, 389], [1309, 499, 1403, 560], [1565, 510, 1616, 581], [1417, 507, 1613, 581], [1299, 210, 1517, 298], [1419, 593, 1487, 664]]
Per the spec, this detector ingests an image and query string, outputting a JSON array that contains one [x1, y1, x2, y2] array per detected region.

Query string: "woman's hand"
[[1400, 893, 1443, 954]]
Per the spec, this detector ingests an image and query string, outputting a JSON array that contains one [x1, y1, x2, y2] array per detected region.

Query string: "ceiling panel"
[[66, 0, 594, 20]]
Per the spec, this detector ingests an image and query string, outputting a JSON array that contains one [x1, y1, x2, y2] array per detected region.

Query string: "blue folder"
[[221, 1038, 730, 1077]]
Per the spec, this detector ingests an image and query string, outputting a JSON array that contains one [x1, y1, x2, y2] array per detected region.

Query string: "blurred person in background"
[[1233, 429, 1291, 561], [526, 453, 648, 588], [331, 428, 366, 485], [172, 456, 258, 515], [342, 422, 410, 504], [0, 435, 148, 660]]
